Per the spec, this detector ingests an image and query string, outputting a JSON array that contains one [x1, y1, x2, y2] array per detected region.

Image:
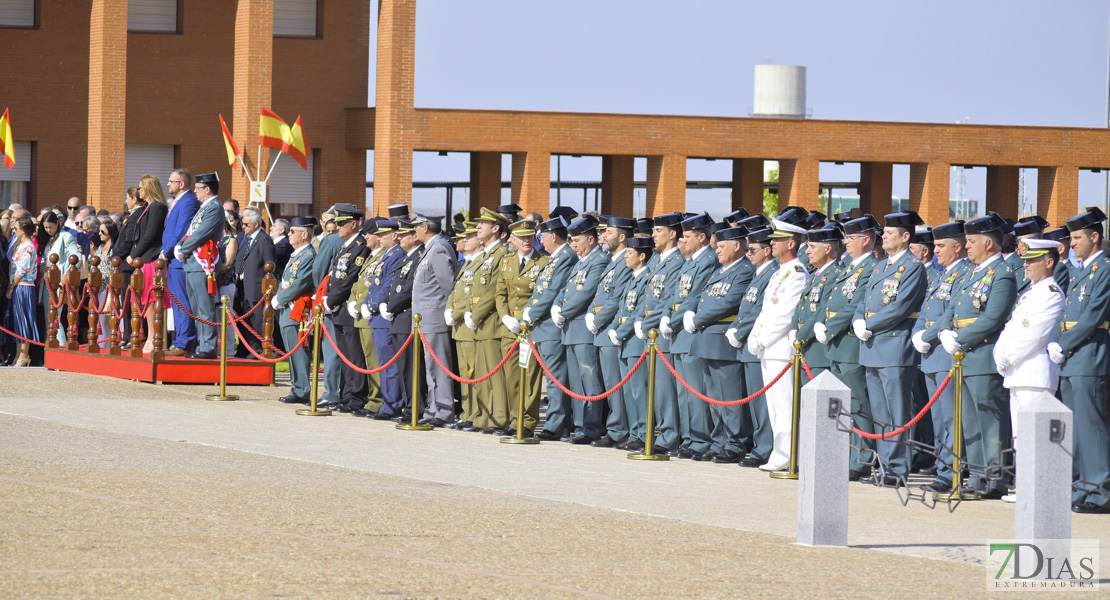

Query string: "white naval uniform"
[[993, 276, 1065, 437], [747, 257, 807, 469]]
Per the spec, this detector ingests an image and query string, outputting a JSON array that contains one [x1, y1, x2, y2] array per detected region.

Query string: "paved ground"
[[0, 367, 1106, 598]]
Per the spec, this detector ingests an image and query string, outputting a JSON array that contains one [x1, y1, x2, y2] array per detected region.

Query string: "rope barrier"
[[46, 283, 66, 310], [421, 330, 518, 384], [850, 370, 952, 440], [528, 339, 648, 402], [229, 296, 267, 324], [164, 290, 220, 327], [657, 349, 792, 407], [802, 360, 814, 381], [228, 319, 312, 364], [321, 324, 415, 375], [0, 323, 47, 347]]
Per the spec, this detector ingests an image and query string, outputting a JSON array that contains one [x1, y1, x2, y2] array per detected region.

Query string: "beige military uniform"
[[446, 253, 480, 424], [495, 249, 550, 431], [350, 247, 384, 412], [462, 241, 510, 429]]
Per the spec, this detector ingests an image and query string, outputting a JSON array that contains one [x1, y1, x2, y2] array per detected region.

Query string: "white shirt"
[[849, 252, 870, 268], [658, 246, 679, 262], [271, 234, 286, 245], [974, 253, 1003, 273], [1081, 249, 1104, 271], [632, 266, 647, 277], [886, 248, 909, 266], [609, 248, 627, 263], [754, 260, 774, 276], [944, 257, 966, 273], [690, 245, 709, 261]]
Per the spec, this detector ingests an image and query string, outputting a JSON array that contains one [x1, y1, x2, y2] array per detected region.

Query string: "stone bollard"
[[797, 370, 852, 547], [1014, 391, 1072, 566]]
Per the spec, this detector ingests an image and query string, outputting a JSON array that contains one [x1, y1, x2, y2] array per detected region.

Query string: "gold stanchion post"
[[297, 306, 331, 416], [770, 340, 804, 480], [935, 350, 977, 500], [502, 324, 539, 445], [398, 314, 434, 431], [205, 296, 239, 401], [629, 329, 668, 461]]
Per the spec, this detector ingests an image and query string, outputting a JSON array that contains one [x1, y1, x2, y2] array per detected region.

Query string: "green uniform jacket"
[[793, 261, 842, 369], [822, 254, 878, 364]]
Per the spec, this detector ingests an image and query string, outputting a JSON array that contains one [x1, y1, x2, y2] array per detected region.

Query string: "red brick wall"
[[87, 0, 128, 209]]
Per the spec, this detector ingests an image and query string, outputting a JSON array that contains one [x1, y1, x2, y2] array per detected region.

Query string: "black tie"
[[520, 257, 526, 271]]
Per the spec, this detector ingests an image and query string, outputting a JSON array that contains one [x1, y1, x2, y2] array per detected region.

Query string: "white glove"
[[323, 298, 333, 314], [746, 334, 765, 357], [608, 330, 620, 346], [360, 303, 373, 321], [173, 245, 186, 263], [912, 330, 931, 354], [271, 296, 281, 311], [502, 314, 522, 334], [634, 320, 646, 340], [787, 330, 797, 344], [938, 329, 961, 355], [347, 301, 359, 318], [814, 322, 829, 345], [852, 319, 872, 341], [1048, 342, 1066, 365], [443, 308, 456, 326], [585, 312, 598, 334], [660, 316, 673, 339], [464, 311, 477, 331], [521, 306, 533, 325], [683, 311, 696, 334], [726, 328, 742, 349], [379, 302, 394, 322], [551, 305, 566, 327]]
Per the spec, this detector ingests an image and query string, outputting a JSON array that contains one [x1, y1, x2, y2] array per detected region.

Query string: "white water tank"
[[752, 65, 808, 118]]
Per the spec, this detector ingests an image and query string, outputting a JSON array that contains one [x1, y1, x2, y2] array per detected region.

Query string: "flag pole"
[[263, 151, 283, 183], [237, 153, 255, 184], [256, 144, 263, 181]]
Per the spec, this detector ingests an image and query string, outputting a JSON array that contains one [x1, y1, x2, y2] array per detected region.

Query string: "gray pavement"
[[0, 367, 1107, 598]]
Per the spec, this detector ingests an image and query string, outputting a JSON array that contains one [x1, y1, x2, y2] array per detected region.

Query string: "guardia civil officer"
[[852, 211, 929, 486], [271, 217, 317, 404], [321, 206, 372, 413], [174, 172, 225, 359], [312, 205, 345, 407], [1047, 207, 1110, 513], [347, 219, 384, 413], [1010, 216, 1050, 297], [936, 213, 1016, 499], [607, 236, 655, 452], [1043, 226, 1075, 287], [789, 224, 843, 377]]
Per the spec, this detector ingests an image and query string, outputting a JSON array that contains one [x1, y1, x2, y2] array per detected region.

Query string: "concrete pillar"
[[859, 162, 893, 216], [601, 155, 635, 218], [372, 0, 416, 215], [232, 0, 273, 207], [645, 155, 686, 216], [985, 165, 1020, 219], [732, 158, 764, 217], [797, 371, 852, 547], [909, 162, 951, 225], [1037, 166, 1079, 227], [86, 0, 128, 208], [1014, 392, 1073, 579], [469, 151, 501, 215], [511, 151, 550, 218], [777, 158, 819, 211]]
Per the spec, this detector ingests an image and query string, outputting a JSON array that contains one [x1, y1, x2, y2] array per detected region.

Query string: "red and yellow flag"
[[259, 107, 290, 151], [218, 114, 240, 168], [0, 108, 15, 169], [284, 116, 310, 170]]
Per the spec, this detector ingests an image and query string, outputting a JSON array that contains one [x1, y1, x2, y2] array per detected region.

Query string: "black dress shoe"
[[738, 456, 765, 468], [590, 437, 618, 448], [459, 423, 483, 432], [316, 402, 340, 411], [921, 480, 952, 494], [428, 418, 448, 428], [862, 474, 905, 488], [918, 465, 938, 477], [623, 440, 645, 452], [351, 408, 375, 418], [613, 440, 629, 450], [481, 427, 500, 434], [337, 405, 354, 414], [848, 470, 869, 482], [278, 395, 308, 404], [373, 412, 395, 421], [185, 351, 217, 359], [690, 451, 713, 461], [976, 489, 1006, 500], [418, 416, 434, 425], [570, 435, 596, 445], [535, 430, 561, 441], [445, 420, 468, 430], [1072, 502, 1110, 514], [669, 447, 694, 459], [712, 450, 744, 464], [391, 415, 408, 423]]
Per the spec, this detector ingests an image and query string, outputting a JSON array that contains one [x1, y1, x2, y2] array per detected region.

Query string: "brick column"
[[601, 155, 635, 217], [859, 162, 893, 216], [511, 151, 550, 218], [373, 0, 416, 215], [909, 162, 951, 225], [645, 155, 686, 216], [468, 151, 501, 215], [732, 158, 764, 216], [985, 165, 1020, 220], [777, 158, 819, 211], [1038, 166, 1079, 227], [87, 0, 127, 208], [232, 0, 273, 207]]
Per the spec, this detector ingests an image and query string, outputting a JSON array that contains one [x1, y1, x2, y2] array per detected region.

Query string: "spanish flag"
[[285, 116, 310, 170], [218, 114, 240, 168], [0, 108, 14, 169], [258, 107, 290, 152]]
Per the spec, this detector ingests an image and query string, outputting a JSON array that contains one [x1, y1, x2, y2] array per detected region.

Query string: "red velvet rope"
[[528, 339, 648, 402], [851, 371, 952, 440], [657, 349, 793, 407], [320, 323, 415, 375], [0, 323, 47, 347], [164, 290, 220, 327], [420, 330, 518, 384], [228, 319, 312, 364]]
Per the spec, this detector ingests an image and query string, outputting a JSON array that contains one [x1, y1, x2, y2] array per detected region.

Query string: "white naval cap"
[[769, 218, 808, 238], [1020, 238, 1063, 260]]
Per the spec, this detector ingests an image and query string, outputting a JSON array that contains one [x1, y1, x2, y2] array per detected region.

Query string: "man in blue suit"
[[358, 219, 405, 418], [161, 169, 200, 356], [852, 211, 929, 486], [174, 172, 225, 359]]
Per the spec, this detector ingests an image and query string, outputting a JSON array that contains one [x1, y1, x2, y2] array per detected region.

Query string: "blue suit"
[[162, 191, 200, 351], [178, 196, 225, 355], [528, 242, 578, 437], [366, 244, 405, 416]]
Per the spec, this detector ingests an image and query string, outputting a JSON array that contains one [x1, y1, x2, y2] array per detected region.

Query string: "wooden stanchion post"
[[87, 256, 102, 354], [261, 261, 277, 360], [151, 258, 166, 362], [129, 258, 145, 358], [46, 254, 60, 349], [65, 255, 81, 351], [108, 257, 124, 356]]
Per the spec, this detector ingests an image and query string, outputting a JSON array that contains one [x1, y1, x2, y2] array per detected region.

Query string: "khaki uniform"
[[446, 254, 479, 424], [495, 250, 550, 431], [350, 248, 384, 412], [458, 242, 510, 429]]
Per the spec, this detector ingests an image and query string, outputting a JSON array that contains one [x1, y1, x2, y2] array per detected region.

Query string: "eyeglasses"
[[67, 206, 79, 211], [168, 179, 184, 185], [845, 234, 869, 242]]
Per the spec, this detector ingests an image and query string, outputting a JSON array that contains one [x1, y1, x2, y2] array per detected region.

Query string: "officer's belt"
[[644, 310, 653, 315], [471, 297, 479, 304], [617, 316, 628, 325], [1060, 320, 1110, 332], [953, 318, 977, 329], [864, 311, 919, 319], [717, 316, 736, 323]]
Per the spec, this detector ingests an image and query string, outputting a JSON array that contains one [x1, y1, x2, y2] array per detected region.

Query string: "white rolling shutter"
[[274, 0, 317, 37], [0, 141, 31, 182], [0, 0, 34, 27], [128, 0, 177, 32], [125, 144, 175, 199], [268, 153, 313, 209]]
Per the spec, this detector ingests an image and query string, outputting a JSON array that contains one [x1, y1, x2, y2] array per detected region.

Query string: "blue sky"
[[367, 0, 1110, 216]]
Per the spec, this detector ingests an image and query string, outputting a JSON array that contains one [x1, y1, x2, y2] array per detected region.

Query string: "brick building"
[[4, 0, 1110, 226]]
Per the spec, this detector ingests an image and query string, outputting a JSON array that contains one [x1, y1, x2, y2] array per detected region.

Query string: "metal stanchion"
[[629, 330, 668, 461], [771, 340, 804, 480], [502, 324, 539, 445], [935, 350, 977, 500], [206, 296, 239, 402], [297, 306, 330, 416], [398, 314, 434, 431]]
